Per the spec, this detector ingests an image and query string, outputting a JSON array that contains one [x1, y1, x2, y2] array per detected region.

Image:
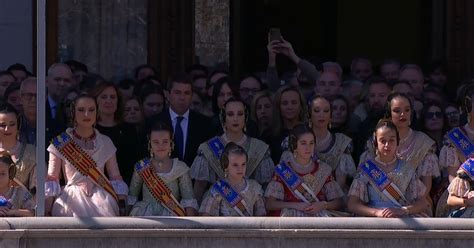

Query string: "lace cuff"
[[111, 180, 129, 195], [181, 198, 199, 210], [45, 180, 61, 197]]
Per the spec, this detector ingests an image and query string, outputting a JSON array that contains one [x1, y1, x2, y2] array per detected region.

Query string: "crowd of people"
[[1, 37, 474, 218]]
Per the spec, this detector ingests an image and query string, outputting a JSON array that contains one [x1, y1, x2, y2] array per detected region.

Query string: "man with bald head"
[[314, 71, 342, 100], [46, 63, 75, 121], [399, 64, 425, 100]]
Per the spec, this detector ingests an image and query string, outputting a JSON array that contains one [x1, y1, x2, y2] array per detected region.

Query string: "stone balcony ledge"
[[0, 217, 473, 248]]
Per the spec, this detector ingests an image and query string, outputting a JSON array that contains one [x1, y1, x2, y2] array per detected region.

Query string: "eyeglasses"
[[426, 111, 443, 119], [21, 93, 37, 100]]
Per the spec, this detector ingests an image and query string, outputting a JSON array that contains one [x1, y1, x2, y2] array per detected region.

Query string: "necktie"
[[175, 116, 184, 160], [51, 106, 57, 119]]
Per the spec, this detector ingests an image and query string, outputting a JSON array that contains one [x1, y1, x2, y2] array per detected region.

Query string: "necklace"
[[152, 157, 171, 172], [374, 156, 397, 167], [289, 157, 313, 173], [72, 129, 96, 150]]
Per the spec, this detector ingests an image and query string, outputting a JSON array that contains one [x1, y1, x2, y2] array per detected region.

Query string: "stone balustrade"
[[0, 217, 473, 247]]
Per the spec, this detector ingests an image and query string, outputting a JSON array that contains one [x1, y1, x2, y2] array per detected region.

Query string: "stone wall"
[[195, 0, 229, 67]]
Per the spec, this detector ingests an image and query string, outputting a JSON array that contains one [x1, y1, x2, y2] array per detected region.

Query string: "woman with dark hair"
[[348, 120, 429, 217], [45, 94, 128, 216], [0, 103, 36, 194], [57, 89, 79, 128], [199, 142, 266, 216], [191, 98, 274, 202], [308, 96, 356, 191], [265, 124, 343, 216], [209, 76, 234, 131], [128, 121, 197, 216], [422, 102, 447, 152], [138, 83, 165, 120], [330, 94, 352, 137], [90, 81, 141, 185]]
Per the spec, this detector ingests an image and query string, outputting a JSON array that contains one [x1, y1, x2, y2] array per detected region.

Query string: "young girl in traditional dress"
[[265, 124, 344, 217], [199, 142, 266, 216], [446, 158, 474, 218], [360, 93, 439, 195], [348, 120, 429, 217], [128, 121, 198, 216], [0, 151, 34, 217], [45, 94, 128, 217], [191, 98, 274, 202]]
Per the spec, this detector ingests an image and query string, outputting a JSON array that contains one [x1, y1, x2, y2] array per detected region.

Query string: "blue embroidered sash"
[[275, 161, 317, 203], [448, 127, 474, 159], [207, 137, 225, 160], [135, 159, 186, 216], [0, 196, 12, 209], [212, 180, 250, 216], [360, 160, 407, 207], [460, 158, 474, 180]]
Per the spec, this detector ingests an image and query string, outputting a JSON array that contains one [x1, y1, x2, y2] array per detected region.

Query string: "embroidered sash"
[[360, 160, 408, 207], [135, 158, 185, 216], [212, 179, 251, 216], [52, 132, 118, 201], [0, 196, 12, 209], [203, 137, 226, 178], [448, 127, 474, 159], [460, 158, 474, 179], [275, 161, 319, 203]]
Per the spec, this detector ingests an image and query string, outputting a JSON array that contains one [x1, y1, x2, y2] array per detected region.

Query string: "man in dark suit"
[[148, 74, 212, 166], [46, 63, 73, 144]]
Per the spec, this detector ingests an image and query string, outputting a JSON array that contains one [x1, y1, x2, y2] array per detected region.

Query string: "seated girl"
[[0, 151, 34, 217], [265, 124, 344, 217], [446, 158, 474, 218], [199, 142, 266, 216], [348, 120, 429, 217]]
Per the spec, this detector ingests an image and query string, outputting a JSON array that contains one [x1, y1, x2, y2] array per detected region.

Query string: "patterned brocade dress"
[[128, 159, 198, 216], [349, 159, 427, 215], [265, 154, 344, 217], [46, 128, 129, 217], [199, 179, 266, 216]]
